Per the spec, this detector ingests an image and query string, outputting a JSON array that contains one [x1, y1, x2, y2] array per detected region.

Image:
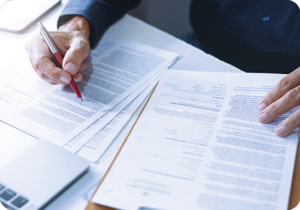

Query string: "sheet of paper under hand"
[[0, 59, 51, 109], [0, 35, 178, 146], [92, 70, 298, 210]]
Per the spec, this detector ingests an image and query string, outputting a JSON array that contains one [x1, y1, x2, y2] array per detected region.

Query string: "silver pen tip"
[[37, 22, 43, 30], [80, 97, 83, 102]]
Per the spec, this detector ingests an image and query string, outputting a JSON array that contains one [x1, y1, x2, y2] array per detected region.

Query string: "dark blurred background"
[[129, 0, 192, 38]]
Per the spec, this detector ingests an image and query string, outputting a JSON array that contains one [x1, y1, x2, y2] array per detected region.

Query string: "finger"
[[49, 81, 59, 85], [30, 59, 62, 85], [33, 56, 71, 85], [62, 35, 90, 75], [33, 34, 53, 60], [258, 86, 300, 124], [275, 108, 300, 137], [73, 73, 83, 82], [28, 35, 72, 84], [26, 34, 52, 73], [80, 62, 86, 71], [72, 62, 87, 82], [29, 56, 58, 84], [32, 67, 58, 84], [259, 68, 300, 111]]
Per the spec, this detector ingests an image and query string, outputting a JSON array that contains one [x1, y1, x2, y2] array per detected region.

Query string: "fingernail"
[[60, 76, 69, 83], [65, 62, 77, 74], [73, 75, 81, 82], [276, 125, 286, 136], [258, 112, 268, 123], [258, 103, 267, 111], [80, 65, 86, 71]]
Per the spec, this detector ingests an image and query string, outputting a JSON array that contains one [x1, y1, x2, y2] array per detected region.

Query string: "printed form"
[[0, 35, 178, 146], [0, 60, 51, 109], [93, 71, 298, 210], [76, 78, 157, 161], [63, 74, 159, 155]]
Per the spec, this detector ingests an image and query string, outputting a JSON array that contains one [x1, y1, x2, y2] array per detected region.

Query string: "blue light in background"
[[262, 16, 270, 22]]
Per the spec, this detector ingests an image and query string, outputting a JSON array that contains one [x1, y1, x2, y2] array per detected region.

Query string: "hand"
[[258, 68, 300, 137], [25, 16, 90, 85]]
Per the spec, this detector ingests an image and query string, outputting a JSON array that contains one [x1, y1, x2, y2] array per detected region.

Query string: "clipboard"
[[85, 85, 300, 210]]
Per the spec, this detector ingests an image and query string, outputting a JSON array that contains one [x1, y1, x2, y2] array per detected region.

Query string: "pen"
[[37, 22, 83, 102]]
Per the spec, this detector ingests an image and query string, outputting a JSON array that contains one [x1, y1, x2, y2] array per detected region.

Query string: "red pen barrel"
[[39, 22, 82, 101], [53, 52, 63, 67], [69, 79, 82, 98], [53, 52, 82, 99]]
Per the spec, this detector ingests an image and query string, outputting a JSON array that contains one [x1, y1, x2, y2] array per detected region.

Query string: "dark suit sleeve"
[[57, 0, 141, 48]]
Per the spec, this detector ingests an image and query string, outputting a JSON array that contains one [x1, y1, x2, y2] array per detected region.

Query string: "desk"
[[1, 1, 297, 210]]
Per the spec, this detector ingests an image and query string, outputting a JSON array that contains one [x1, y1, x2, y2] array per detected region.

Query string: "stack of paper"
[[0, 34, 179, 161], [91, 70, 298, 210]]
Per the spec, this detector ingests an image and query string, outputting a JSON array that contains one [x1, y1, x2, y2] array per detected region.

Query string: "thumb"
[[62, 38, 90, 75]]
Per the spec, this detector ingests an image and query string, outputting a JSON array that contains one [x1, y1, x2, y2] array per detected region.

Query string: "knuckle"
[[264, 92, 278, 105], [266, 104, 278, 116], [74, 35, 90, 53], [289, 116, 297, 126], [44, 67, 58, 78], [263, 94, 272, 103], [49, 81, 58, 85], [279, 78, 292, 90], [72, 31, 81, 37], [46, 79, 56, 85], [287, 89, 300, 102], [32, 61, 40, 70], [80, 37, 89, 47], [38, 72, 47, 80]]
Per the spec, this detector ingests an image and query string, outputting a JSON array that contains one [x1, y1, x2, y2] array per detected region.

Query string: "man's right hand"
[[25, 16, 90, 85]]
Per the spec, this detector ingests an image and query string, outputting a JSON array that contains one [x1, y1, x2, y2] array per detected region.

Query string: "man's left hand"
[[258, 67, 300, 137]]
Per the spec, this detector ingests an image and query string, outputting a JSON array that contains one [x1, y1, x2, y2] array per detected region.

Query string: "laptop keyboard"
[[0, 184, 29, 209], [1, 189, 16, 201]]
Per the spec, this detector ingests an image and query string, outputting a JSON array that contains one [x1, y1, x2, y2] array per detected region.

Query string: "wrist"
[[58, 16, 90, 39]]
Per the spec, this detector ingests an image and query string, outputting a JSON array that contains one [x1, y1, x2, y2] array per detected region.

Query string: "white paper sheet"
[[63, 73, 160, 154], [0, 59, 51, 108], [76, 78, 157, 162], [45, 94, 149, 210], [92, 71, 298, 210], [0, 35, 178, 146]]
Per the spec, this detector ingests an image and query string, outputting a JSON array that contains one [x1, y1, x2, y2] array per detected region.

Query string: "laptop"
[[0, 0, 60, 33], [0, 140, 89, 210]]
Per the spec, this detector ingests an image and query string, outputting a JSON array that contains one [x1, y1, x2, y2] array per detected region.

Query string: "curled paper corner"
[[291, 0, 300, 8], [0, 202, 7, 210]]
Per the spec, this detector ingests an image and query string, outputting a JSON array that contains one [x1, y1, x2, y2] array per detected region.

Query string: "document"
[[63, 74, 160, 154], [0, 35, 178, 146], [92, 71, 298, 210], [76, 79, 156, 162], [0, 60, 51, 108]]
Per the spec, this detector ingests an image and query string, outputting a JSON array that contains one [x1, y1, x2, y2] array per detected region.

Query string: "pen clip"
[[37, 22, 58, 54]]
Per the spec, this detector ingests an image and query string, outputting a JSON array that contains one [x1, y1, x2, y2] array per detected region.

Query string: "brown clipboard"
[[85, 85, 300, 210]]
